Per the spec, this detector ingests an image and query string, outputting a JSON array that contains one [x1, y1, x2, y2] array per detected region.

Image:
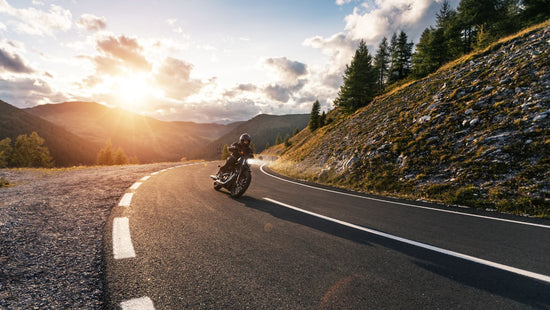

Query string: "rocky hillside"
[[270, 21, 550, 218]]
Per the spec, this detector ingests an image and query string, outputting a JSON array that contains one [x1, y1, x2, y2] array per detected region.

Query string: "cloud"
[[0, 77, 67, 107], [263, 57, 308, 81], [93, 35, 152, 74], [0, 47, 34, 73], [223, 83, 257, 98], [344, 0, 457, 45], [335, 0, 353, 5], [150, 98, 262, 124], [77, 14, 107, 32], [0, 0, 72, 36], [263, 79, 307, 103], [155, 57, 205, 100], [304, 32, 358, 74]]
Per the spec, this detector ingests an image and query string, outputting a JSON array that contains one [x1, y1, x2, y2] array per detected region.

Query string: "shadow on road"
[[239, 196, 550, 309]]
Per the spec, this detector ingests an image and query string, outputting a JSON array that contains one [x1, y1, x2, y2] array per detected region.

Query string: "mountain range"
[[0, 101, 309, 166]]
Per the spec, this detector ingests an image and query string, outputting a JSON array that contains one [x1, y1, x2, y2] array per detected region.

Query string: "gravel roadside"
[[0, 163, 182, 309]]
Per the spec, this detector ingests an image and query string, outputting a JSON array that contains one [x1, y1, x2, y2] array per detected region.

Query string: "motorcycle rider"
[[217, 133, 253, 176]]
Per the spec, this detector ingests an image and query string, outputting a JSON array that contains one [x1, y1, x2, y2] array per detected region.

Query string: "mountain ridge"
[[25, 101, 237, 163], [0, 100, 98, 166], [191, 113, 310, 160]]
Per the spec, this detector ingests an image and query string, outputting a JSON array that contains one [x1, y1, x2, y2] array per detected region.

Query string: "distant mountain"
[[26, 102, 237, 163], [192, 113, 309, 160], [0, 100, 98, 166], [268, 22, 550, 218]]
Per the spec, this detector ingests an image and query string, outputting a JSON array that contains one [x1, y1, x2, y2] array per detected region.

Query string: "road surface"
[[104, 161, 550, 309]]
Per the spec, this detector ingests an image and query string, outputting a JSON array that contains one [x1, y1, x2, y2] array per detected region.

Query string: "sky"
[[0, 0, 460, 123]]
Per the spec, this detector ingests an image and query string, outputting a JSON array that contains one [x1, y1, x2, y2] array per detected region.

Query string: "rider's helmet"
[[239, 133, 251, 146]]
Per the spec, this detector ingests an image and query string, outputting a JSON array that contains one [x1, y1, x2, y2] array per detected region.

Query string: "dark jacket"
[[229, 141, 253, 158]]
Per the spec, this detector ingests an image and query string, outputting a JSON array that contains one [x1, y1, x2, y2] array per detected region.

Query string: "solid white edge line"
[[264, 197, 550, 284], [260, 164, 550, 229], [120, 296, 155, 310], [112, 217, 136, 259]]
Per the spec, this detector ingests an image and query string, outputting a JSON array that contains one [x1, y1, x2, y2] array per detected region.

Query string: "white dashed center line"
[[120, 296, 155, 310], [112, 217, 136, 259], [118, 193, 133, 207]]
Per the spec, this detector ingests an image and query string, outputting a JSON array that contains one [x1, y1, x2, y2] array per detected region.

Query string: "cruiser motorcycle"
[[210, 154, 252, 198]]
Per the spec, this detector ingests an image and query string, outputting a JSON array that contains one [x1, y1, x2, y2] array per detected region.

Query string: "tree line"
[[0, 132, 138, 168], [333, 0, 550, 114], [96, 139, 139, 165], [0, 132, 54, 168]]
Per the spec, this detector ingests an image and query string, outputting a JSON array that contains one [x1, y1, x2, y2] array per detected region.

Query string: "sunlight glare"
[[114, 74, 163, 110]]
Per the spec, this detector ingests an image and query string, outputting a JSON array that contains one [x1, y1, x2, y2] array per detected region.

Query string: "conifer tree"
[[113, 147, 129, 165], [319, 111, 326, 128], [374, 37, 390, 92], [284, 134, 291, 147], [96, 139, 114, 165], [275, 133, 283, 145], [388, 31, 413, 83], [334, 40, 377, 113], [309, 100, 321, 131]]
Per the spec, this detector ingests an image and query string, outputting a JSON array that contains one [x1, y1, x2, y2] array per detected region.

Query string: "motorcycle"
[[210, 153, 252, 198]]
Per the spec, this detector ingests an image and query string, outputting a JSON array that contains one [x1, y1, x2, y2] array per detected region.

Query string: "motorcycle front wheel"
[[230, 170, 251, 198]]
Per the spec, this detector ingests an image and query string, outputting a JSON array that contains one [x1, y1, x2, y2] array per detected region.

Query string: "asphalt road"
[[104, 161, 550, 309]]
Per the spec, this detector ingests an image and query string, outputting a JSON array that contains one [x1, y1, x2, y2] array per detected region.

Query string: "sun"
[[114, 74, 163, 110]]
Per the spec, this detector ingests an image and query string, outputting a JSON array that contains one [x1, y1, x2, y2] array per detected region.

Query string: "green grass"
[[0, 177, 10, 187]]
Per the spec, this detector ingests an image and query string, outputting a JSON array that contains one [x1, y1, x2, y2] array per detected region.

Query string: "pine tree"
[[275, 133, 283, 145], [334, 40, 377, 113], [374, 37, 390, 92], [389, 31, 413, 83], [319, 111, 326, 128], [96, 140, 114, 165], [284, 134, 291, 147], [309, 100, 321, 131], [113, 147, 129, 165], [522, 0, 550, 25]]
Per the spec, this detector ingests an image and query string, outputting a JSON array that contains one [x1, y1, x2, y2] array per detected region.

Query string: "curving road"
[[104, 161, 550, 309]]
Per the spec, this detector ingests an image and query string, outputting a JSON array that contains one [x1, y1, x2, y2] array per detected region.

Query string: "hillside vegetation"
[[268, 21, 550, 218]]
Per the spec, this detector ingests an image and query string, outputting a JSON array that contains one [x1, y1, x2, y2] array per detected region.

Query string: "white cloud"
[[335, 0, 353, 5], [154, 57, 205, 100], [344, 0, 459, 46], [77, 14, 107, 32], [262, 57, 308, 82], [0, 0, 72, 36]]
